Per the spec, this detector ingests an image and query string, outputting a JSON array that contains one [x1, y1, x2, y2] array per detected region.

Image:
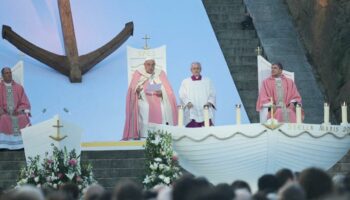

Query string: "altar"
[[147, 122, 350, 188]]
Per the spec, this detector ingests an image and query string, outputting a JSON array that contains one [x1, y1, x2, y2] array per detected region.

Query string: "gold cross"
[[142, 34, 151, 49], [49, 119, 68, 141], [256, 46, 263, 55]]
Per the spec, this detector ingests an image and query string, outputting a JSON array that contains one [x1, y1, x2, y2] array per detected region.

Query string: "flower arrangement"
[[17, 144, 95, 192], [143, 130, 182, 188]]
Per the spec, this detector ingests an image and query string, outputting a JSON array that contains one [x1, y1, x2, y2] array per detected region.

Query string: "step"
[[222, 47, 258, 56], [0, 150, 25, 161], [0, 161, 25, 170], [96, 177, 142, 188], [214, 30, 257, 39], [81, 150, 145, 160], [219, 38, 259, 47], [93, 168, 145, 179], [226, 55, 257, 65], [84, 158, 145, 169]]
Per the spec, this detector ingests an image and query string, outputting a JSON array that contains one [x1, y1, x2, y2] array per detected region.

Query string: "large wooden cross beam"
[[2, 0, 133, 83]]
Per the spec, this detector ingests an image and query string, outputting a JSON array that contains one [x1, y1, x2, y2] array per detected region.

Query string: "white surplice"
[[179, 77, 216, 125]]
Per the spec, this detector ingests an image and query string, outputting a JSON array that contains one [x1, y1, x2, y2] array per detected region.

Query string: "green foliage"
[[143, 130, 182, 189], [17, 144, 95, 192]]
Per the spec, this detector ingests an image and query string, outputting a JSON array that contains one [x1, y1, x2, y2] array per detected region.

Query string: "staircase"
[[0, 150, 146, 191], [202, 0, 260, 122]]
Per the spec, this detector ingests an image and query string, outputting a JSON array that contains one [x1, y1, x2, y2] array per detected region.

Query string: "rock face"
[[286, 0, 350, 121]]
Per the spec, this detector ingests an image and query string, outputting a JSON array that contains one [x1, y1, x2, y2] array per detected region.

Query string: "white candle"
[[270, 97, 274, 120], [236, 104, 241, 124], [324, 103, 330, 124], [203, 105, 210, 127], [296, 104, 302, 123], [342, 102, 348, 124], [178, 105, 183, 127]]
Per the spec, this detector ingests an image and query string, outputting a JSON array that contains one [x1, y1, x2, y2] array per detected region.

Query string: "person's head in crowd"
[[60, 183, 80, 200], [172, 175, 212, 200], [84, 184, 105, 200], [252, 191, 269, 200], [258, 174, 279, 193], [6, 185, 45, 200], [113, 179, 143, 200], [214, 183, 235, 200], [277, 182, 306, 200], [156, 186, 172, 200], [275, 168, 294, 189], [299, 167, 333, 200], [46, 190, 70, 200], [344, 172, 350, 193], [231, 180, 252, 193], [333, 174, 347, 195], [235, 188, 252, 200], [99, 191, 112, 200]]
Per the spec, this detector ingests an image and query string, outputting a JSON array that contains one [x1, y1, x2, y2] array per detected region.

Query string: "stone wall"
[[285, 0, 350, 122]]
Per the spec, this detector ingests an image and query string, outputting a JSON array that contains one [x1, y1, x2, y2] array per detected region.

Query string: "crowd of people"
[[1, 167, 349, 200]]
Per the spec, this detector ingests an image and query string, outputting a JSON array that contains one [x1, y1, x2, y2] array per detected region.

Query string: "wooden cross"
[[2, 0, 134, 83], [49, 119, 67, 141], [142, 34, 151, 49]]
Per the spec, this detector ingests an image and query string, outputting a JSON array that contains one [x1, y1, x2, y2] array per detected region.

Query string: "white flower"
[[154, 158, 162, 162], [159, 164, 165, 170], [164, 177, 170, 184], [36, 184, 41, 188], [150, 163, 158, 170], [151, 135, 161, 145], [143, 176, 151, 184], [158, 174, 165, 180], [34, 177, 39, 183], [53, 184, 58, 189]]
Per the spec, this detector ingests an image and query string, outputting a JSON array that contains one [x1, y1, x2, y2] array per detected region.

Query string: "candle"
[[296, 104, 302, 123], [270, 97, 274, 120], [178, 105, 183, 127], [324, 103, 330, 124], [203, 105, 209, 127], [236, 104, 241, 124], [342, 102, 348, 125]]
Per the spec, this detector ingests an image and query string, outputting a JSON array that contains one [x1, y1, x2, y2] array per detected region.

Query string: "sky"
[[0, 0, 250, 142]]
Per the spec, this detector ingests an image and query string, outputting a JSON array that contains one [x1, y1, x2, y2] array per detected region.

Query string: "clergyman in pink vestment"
[[123, 58, 178, 140], [0, 67, 31, 149], [256, 63, 302, 123]]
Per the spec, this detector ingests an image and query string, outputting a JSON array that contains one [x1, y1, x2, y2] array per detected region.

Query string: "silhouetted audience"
[[299, 167, 333, 200], [277, 182, 306, 200], [113, 179, 143, 200], [275, 168, 294, 189]]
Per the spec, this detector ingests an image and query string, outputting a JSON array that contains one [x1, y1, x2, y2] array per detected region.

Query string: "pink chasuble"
[[256, 75, 302, 123], [0, 81, 31, 135], [123, 70, 177, 140]]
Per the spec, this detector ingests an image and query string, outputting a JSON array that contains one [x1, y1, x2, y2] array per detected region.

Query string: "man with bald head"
[[123, 58, 177, 140], [0, 67, 31, 149]]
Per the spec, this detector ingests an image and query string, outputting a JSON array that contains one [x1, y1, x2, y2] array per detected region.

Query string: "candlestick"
[[341, 102, 348, 125], [178, 105, 184, 127], [323, 103, 330, 125], [204, 105, 210, 127], [236, 104, 241, 124], [296, 104, 302, 123]]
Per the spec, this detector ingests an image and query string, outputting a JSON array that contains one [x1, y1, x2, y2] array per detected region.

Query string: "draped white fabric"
[[147, 123, 350, 189]]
